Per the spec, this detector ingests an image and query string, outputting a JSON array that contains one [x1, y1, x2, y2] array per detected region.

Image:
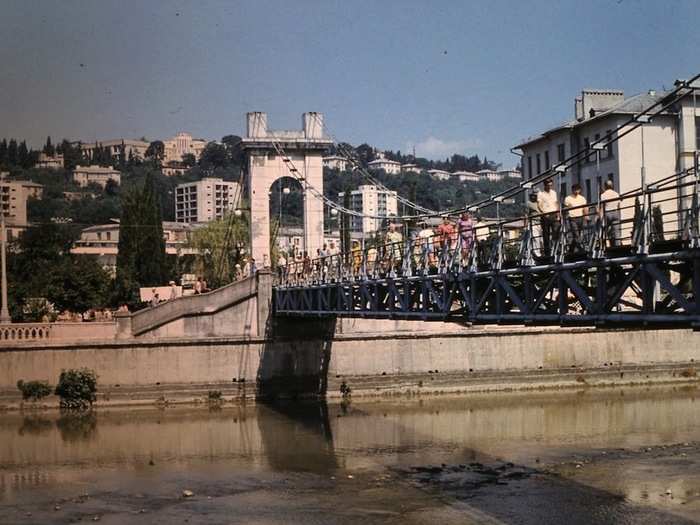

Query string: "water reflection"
[[0, 386, 699, 523]]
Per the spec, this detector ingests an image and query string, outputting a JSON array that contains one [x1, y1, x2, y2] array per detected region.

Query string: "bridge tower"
[[240, 112, 332, 265]]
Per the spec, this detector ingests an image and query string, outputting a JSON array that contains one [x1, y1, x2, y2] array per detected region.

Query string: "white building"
[[514, 80, 700, 204], [175, 177, 241, 223], [72, 165, 121, 188], [368, 158, 401, 175], [323, 155, 350, 171], [453, 170, 479, 182], [163, 132, 207, 164], [81, 139, 149, 161], [339, 184, 398, 235], [428, 169, 451, 181], [401, 163, 421, 174], [71, 220, 199, 275], [499, 168, 522, 179], [477, 169, 504, 182]]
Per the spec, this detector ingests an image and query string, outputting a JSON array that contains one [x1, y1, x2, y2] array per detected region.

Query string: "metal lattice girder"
[[273, 249, 700, 326]]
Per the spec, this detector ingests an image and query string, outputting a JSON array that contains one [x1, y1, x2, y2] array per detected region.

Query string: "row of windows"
[[526, 130, 615, 179]]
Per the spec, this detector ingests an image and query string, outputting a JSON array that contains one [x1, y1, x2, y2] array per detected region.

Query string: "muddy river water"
[[2, 386, 700, 524]]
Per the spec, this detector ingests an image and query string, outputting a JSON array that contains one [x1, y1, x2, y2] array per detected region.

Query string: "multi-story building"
[[81, 139, 149, 161], [323, 155, 349, 171], [476, 169, 504, 182], [514, 79, 700, 205], [367, 158, 401, 175], [453, 170, 479, 182], [71, 220, 199, 275], [339, 184, 398, 235], [34, 153, 64, 170], [175, 177, 241, 223], [163, 132, 207, 164], [72, 165, 121, 188], [500, 168, 522, 179], [428, 169, 451, 181], [0, 174, 43, 240]]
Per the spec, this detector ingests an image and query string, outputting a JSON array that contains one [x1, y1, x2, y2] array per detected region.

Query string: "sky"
[[1, 0, 698, 168]]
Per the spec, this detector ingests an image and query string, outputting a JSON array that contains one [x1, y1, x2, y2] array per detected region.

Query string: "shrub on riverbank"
[[54, 368, 98, 410], [16, 380, 52, 401]]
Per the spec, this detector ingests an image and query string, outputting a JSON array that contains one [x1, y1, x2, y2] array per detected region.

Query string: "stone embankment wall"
[[1, 318, 699, 406]]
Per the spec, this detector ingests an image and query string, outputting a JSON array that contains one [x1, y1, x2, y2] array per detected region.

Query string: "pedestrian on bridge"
[[600, 180, 621, 247], [564, 184, 588, 253], [537, 178, 560, 257]]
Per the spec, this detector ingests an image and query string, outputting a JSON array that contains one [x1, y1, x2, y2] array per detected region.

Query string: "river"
[[1, 386, 700, 524]]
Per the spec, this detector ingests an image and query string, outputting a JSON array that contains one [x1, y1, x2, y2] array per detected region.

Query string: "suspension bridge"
[[271, 76, 700, 327]]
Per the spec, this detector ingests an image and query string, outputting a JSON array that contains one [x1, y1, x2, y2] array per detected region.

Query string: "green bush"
[[16, 380, 52, 401], [54, 368, 98, 410]]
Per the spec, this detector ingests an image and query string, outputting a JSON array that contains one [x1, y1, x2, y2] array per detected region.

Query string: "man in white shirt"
[[600, 180, 621, 246], [563, 184, 588, 253], [537, 179, 560, 257]]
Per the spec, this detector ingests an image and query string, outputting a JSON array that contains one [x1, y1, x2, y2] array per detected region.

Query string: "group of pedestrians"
[[527, 178, 621, 257]]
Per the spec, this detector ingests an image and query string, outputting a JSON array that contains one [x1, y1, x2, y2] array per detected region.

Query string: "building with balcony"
[[0, 174, 44, 240], [367, 158, 401, 175], [338, 184, 398, 235], [72, 165, 121, 188], [34, 153, 64, 170], [401, 163, 421, 174], [428, 169, 451, 181], [453, 170, 479, 182], [175, 177, 241, 223]]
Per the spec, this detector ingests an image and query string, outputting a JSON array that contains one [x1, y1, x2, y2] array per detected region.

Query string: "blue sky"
[[1, 0, 698, 167]]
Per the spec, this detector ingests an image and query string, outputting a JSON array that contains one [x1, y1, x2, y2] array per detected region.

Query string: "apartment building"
[[0, 173, 43, 240], [175, 177, 241, 223], [72, 165, 121, 188], [339, 184, 398, 235], [323, 155, 349, 171]]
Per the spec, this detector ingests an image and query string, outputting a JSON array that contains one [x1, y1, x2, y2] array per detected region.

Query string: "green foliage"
[[207, 390, 222, 400], [17, 380, 53, 401], [0, 137, 39, 169], [54, 368, 98, 410], [114, 172, 168, 305], [145, 140, 165, 162], [186, 211, 249, 287]]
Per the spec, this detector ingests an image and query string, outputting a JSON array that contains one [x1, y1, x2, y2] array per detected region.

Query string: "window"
[[557, 143, 565, 162], [527, 156, 532, 179], [606, 129, 613, 158], [544, 150, 550, 170], [583, 137, 590, 162], [585, 179, 592, 201], [536, 153, 541, 174], [560, 182, 567, 198], [596, 176, 602, 197], [106, 232, 111, 241], [696, 117, 700, 151]]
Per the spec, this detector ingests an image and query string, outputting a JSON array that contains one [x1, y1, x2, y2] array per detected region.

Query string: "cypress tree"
[[44, 136, 55, 156], [0, 139, 7, 165], [7, 139, 18, 166], [18, 141, 30, 168]]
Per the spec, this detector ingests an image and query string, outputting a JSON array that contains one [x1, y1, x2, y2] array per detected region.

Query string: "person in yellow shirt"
[[563, 184, 588, 253]]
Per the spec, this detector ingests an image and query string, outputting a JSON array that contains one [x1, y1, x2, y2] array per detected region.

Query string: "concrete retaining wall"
[[1, 324, 699, 406]]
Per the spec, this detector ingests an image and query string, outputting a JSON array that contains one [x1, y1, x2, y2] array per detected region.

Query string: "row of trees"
[[0, 138, 39, 170]]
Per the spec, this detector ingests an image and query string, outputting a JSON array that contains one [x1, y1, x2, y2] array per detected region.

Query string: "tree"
[[44, 136, 55, 156], [47, 256, 110, 313], [181, 153, 196, 167], [199, 142, 229, 169], [145, 140, 165, 163], [186, 211, 249, 287], [114, 172, 167, 305], [7, 139, 18, 166]]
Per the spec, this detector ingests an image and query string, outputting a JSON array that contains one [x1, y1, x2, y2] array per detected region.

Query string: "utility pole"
[[0, 172, 11, 323]]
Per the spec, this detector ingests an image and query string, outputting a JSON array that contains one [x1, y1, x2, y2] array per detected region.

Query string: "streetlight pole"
[[0, 172, 11, 323]]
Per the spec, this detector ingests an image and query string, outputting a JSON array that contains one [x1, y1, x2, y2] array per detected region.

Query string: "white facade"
[[72, 165, 121, 188], [428, 169, 451, 181], [368, 158, 401, 175], [35, 153, 64, 170], [453, 170, 479, 182], [0, 176, 43, 239], [500, 168, 522, 179], [163, 132, 207, 163], [175, 177, 241, 223], [323, 155, 349, 171], [339, 184, 398, 235], [477, 169, 504, 182], [401, 163, 421, 174], [514, 83, 699, 204]]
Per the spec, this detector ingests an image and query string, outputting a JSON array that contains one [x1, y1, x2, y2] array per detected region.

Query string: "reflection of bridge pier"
[[240, 112, 332, 264]]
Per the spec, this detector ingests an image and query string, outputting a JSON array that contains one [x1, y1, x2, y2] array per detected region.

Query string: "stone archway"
[[240, 112, 332, 266]]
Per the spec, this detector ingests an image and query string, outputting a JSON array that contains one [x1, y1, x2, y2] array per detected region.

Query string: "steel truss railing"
[[274, 170, 700, 327]]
